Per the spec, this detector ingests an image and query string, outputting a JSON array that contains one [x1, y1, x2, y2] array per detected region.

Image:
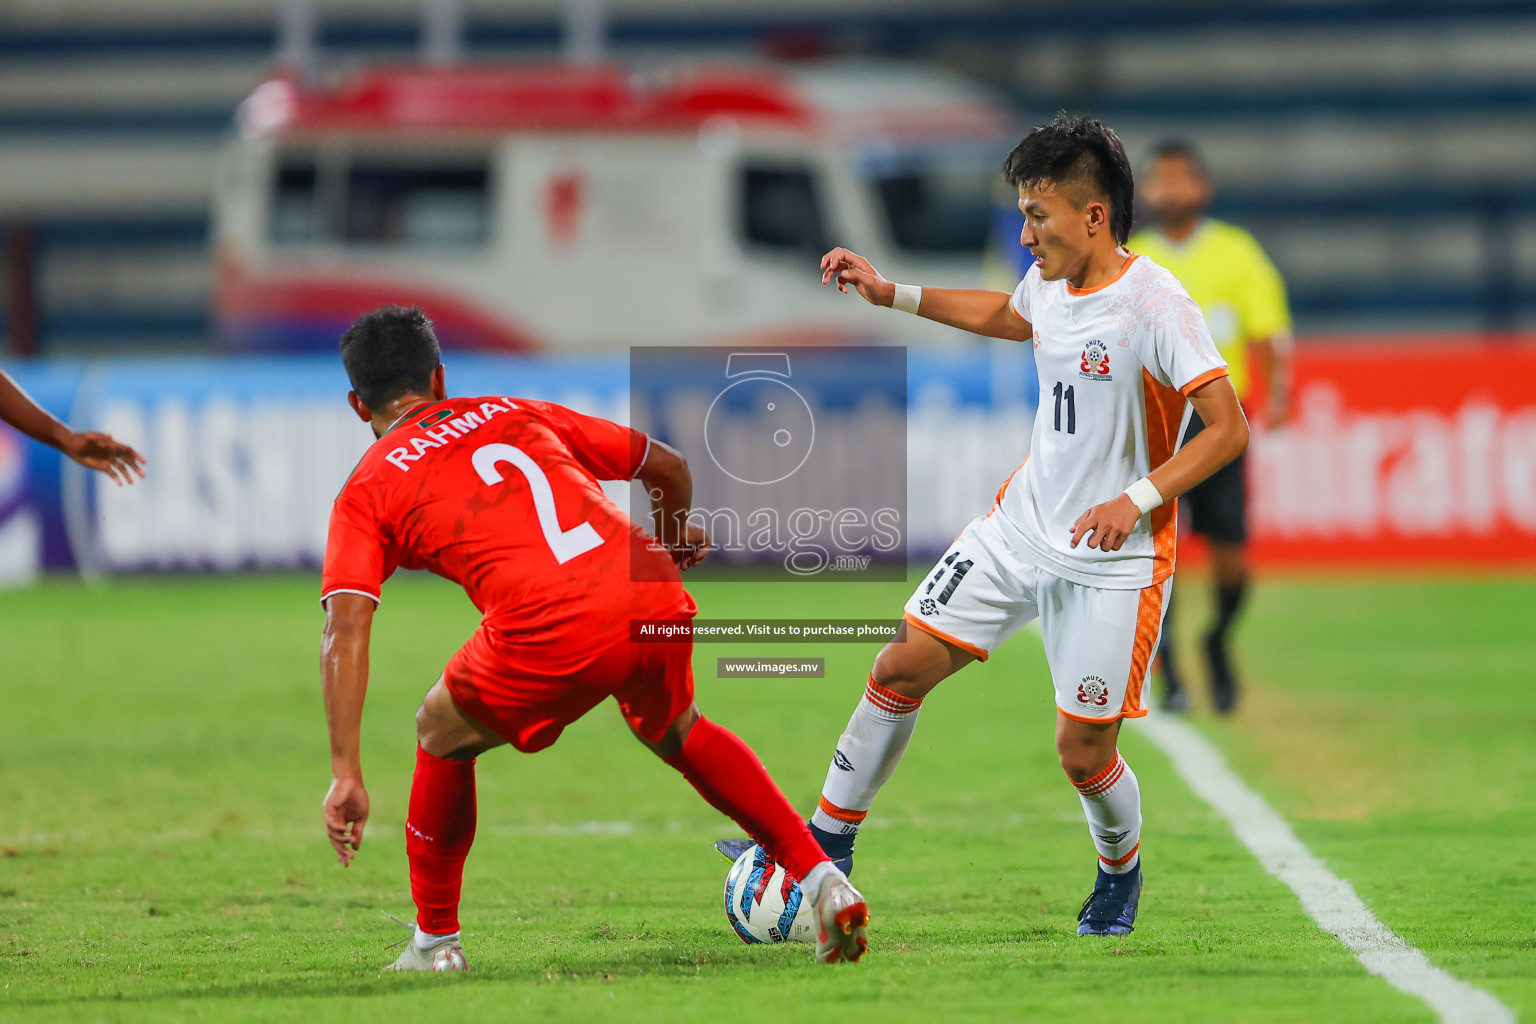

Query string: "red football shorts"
[[442, 630, 694, 754]]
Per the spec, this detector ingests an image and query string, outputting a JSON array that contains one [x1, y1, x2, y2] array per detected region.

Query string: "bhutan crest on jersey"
[[1079, 340, 1112, 381], [1076, 675, 1110, 708]]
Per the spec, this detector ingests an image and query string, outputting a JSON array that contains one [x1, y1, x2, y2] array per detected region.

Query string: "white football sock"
[[810, 676, 923, 837], [1071, 751, 1142, 874], [413, 926, 461, 950]]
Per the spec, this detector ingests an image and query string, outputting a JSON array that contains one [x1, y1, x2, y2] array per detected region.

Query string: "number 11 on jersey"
[[1052, 382, 1076, 434]]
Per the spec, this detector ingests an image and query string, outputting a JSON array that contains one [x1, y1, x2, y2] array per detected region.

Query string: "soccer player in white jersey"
[[720, 113, 1249, 935]]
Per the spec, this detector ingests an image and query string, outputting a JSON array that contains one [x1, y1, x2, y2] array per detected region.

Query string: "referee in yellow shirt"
[[1129, 140, 1293, 715]]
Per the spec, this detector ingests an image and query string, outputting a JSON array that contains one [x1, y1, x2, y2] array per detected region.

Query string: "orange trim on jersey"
[[986, 456, 1029, 517], [817, 795, 868, 824], [865, 676, 922, 714], [1122, 581, 1167, 718], [1141, 368, 1185, 585], [1009, 301, 1028, 321], [901, 613, 990, 662], [1180, 366, 1231, 396], [1066, 253, 1139, 296], [1101, 842, 1141, 867], [1056, 705, 1149, 725]]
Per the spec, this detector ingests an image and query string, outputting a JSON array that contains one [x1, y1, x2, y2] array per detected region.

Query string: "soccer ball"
[[428, 944, 467, 972], [723, 844, 818, 944]]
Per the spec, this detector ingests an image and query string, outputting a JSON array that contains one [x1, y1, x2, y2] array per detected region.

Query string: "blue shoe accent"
[[713, 837, 755, 863], [807, 821, 854, 877], [714, 827, 854, 878], [1076, 862, 1142, 936]]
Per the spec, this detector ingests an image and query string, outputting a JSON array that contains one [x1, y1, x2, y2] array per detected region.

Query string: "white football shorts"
[[901, 512, 1170, 723]]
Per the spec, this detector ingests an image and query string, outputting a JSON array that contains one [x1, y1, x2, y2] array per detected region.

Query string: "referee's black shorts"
[[1180, 410, 1247, 545]]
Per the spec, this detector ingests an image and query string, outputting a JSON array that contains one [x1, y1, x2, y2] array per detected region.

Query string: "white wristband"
[[891, 282, 922, 314], [1124, 476, 1164, 515]]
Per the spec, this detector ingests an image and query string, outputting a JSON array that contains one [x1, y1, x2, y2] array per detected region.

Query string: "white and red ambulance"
[[212, 60, 1014, 352]]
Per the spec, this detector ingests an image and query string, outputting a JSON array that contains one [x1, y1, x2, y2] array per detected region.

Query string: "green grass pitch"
[[2, 571, 1532, 1022]]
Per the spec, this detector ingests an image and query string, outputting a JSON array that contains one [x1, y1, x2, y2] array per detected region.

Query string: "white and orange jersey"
[[999, 251, 1229, 590]]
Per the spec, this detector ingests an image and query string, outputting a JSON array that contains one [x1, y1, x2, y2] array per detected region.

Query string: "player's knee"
[[870, 643, 932, 700], [413, 695, 462, 757], [414, 700, 455, 756], [1056, 727, 1118, 786], [869, 646, 904, 688], [637, 702, 699, 761], [1058, 749, 1103, 784], [1056, 732, 1116, 784]]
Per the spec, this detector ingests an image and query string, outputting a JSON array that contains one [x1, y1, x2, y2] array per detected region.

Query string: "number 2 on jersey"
[[471, 443, 603, 564], [1052, 381, 1076, 434]]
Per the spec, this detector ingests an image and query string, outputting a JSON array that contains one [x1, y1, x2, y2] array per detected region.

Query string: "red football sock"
[[405, 745, 478, 934], [665, 717, 829, 881]]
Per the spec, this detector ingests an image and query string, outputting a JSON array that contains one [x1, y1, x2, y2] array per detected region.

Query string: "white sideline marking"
[[1138, 712, 1516, 1024]]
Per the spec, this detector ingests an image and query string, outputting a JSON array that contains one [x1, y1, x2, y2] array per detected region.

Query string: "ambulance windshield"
[[861, 142, 996, 255]]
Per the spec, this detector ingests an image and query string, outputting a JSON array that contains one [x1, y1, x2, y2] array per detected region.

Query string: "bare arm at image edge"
[[0, 369, 147, 484]]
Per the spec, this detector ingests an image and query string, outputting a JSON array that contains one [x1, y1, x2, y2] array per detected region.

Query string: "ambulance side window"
[[270, 160, 319, 245], [740, 165, 830, 257], [343, 163, 490, 247]]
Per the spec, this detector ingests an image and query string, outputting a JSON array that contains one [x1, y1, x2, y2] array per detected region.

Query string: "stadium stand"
[[1, 0, 1533, 350]]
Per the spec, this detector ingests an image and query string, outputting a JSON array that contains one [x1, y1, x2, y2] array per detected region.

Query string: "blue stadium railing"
[[2, 0, 1533, 345]]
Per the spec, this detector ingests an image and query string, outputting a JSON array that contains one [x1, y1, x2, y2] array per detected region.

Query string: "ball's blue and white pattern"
[[722, 844, 817, 944]]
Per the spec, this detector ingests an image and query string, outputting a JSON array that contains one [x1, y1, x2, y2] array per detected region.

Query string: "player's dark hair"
[[339, 305, 442, 409], [1002, 111, 1135, 245], [1149, 138, 1210, 180]]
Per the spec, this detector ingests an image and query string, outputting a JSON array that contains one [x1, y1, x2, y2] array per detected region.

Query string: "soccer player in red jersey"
[[1, 369, 145, 484], [318, 306, 869, 970]]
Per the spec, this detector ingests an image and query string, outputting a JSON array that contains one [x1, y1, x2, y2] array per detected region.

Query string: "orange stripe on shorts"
[[1123, 583, 1167, 718]]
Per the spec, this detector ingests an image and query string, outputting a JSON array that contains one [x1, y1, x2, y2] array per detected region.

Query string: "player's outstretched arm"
[[637, 438, 710, 570], [1071, 376, 1250, 552], [0, 369, 146, 485], [819, 247, 1031, 342], [320, 593, 375, 867]]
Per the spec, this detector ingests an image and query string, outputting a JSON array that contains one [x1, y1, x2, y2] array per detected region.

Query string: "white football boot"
[[381, 914, 468, 973], [804, 864, 869, 964]]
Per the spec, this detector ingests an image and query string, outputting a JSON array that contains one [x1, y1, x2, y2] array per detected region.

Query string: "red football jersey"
[[322, 396, 694, 674]]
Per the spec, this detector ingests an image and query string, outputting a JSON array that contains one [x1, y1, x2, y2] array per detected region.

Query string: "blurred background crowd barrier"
[[0, 351, 1035, 579], [1, 0, 1534, 582], [5, 341, 1535, 581]]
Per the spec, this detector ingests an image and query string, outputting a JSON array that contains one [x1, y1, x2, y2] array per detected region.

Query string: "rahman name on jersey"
[[321, 395, 693, 678]]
